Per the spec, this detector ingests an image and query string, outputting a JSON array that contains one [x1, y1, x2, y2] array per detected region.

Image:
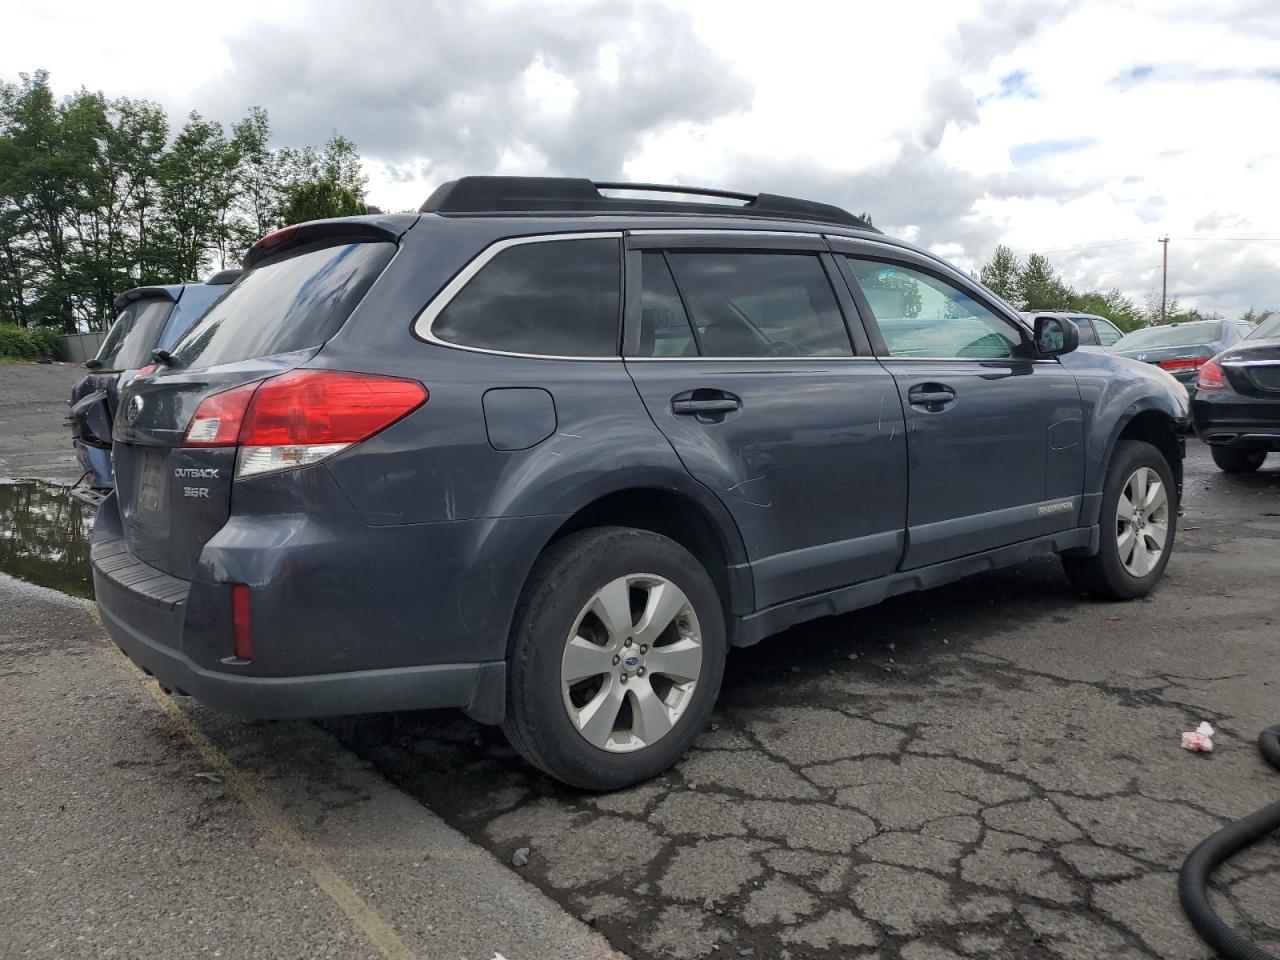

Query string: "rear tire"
[[1062, 439, 1177, 600], [1210, 446, 1266, 474], [503, 527, 726, 791]]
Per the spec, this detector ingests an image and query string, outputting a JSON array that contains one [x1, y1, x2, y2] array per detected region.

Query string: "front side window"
[[845, 259, 1022, 359], [432, 238, 621, 357], [650, 252, 851, 358], [1094, 318, 1123, 347]]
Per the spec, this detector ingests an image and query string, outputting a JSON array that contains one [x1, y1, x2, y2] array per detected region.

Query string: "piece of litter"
[[1104, 616, 1121, 622], [491, 954, 509, 960], [193, 772, 222, 783], [1181, 721, 1215, 753]]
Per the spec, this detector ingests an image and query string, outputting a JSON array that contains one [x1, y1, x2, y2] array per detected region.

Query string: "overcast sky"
[[6, 0, 1279, 315]]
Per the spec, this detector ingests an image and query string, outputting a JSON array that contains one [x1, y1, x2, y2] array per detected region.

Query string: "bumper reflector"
[[232, 584, 253, 660]]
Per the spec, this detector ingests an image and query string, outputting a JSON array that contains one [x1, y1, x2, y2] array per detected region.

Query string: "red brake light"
[[239, 370, 427, 446], [231, 584, 252, 660], [183, 381, 260, 446], [1158, 357, 1210, 371], [257, 225, 298, 250], [1196, 359, 1226, 391]]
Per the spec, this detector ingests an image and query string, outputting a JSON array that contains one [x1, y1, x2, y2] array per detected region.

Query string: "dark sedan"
[[1192, 313, 1280, 472], [1111, 318, 1255, 398]]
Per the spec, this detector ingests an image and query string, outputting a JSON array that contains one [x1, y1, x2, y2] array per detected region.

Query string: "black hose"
[[1179, 725, 1280, 960]]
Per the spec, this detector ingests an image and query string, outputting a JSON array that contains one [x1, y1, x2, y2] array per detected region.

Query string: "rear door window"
[[96, 299, 175, 371], [637, 252, 698, 357], [431, 237, 621, 357], [173, 241, 395, 370], [654, 251, 852, 358]]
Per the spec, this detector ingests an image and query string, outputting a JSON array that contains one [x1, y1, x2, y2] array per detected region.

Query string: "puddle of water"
[[0, 480, 95, 598]]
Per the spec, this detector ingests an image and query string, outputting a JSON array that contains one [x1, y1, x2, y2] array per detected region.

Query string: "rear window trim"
[[411, 231, 625, 361]]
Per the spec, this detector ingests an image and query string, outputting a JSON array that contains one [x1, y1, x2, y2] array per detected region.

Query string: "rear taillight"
[[1157, 356, 1210, 372], [182, 370, 427, 477], [183, 382, 259, 446], [1196, 359, 1226, 391]]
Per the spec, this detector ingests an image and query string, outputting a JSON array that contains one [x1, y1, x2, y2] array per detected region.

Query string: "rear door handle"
[[673, 398, 740, 414], [907, 383, 957, 410], [671, 390, 742, 418]]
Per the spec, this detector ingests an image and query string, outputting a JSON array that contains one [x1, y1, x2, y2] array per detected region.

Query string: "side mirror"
[[85, 358, 103, 370], [1033, 315, 1078, 358]]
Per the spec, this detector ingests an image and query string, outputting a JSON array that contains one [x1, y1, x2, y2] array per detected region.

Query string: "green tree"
[[231, 106, 282, 243], [278, 133, 367, 224], [154, 112, 239, 279], [978, 244, 1022, 305], [1017, 253, 1075, 311]]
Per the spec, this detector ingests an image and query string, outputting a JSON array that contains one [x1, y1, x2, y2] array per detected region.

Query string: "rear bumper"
[[89, 486, 528, 723], [103, 597, 505, 723], [96, 551, 506, 721]]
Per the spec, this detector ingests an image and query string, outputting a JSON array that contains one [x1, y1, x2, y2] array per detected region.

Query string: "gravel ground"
[[3, 360, 1279, 960], [0, 361, 84, 482]]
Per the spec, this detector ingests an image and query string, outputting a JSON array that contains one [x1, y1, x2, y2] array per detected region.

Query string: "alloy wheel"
[[559, 574, 703, 753], [1116, 466, 1170, 577]]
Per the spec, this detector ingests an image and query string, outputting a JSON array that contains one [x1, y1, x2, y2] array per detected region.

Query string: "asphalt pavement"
[[2, 359, 1279, 960]]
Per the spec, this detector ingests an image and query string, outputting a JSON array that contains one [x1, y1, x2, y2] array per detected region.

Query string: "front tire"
[[1062, 439, 1177, 600], [503, 527, 726, 790], [1210, 446, 1266, 474]]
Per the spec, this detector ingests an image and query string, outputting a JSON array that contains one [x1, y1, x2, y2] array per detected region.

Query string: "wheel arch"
[[508, 484, 753, 659]]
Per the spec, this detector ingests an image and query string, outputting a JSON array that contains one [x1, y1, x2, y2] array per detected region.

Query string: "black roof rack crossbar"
[[419, 176, 877, 232]]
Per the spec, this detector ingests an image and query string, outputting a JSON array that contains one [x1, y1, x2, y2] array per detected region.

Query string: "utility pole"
[[1159, 236, 1170, 324]]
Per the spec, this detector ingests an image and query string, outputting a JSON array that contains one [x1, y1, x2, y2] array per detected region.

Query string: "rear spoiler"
[[112, 286, 179, 314], [206, 268, 243, 285], [243, 220, 404, 270]]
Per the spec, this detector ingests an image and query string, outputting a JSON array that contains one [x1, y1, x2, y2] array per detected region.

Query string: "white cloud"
[[4, 0, 1279, 314]]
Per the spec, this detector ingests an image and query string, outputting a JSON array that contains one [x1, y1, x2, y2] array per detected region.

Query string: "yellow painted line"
[[92, 612, 416, 960]]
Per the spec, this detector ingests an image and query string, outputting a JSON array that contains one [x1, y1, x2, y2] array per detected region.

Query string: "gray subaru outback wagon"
[[95, 177, 1188, 789]]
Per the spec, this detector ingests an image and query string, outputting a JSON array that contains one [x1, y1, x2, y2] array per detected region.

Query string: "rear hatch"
[[1221, 338, 1280, 398], [111, 224, 404, 580]]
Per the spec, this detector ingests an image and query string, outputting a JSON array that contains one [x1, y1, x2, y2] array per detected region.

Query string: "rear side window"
[[1094, 318, 1123, 347], [1070, 317, 1099, 345], [431, 238, 621, 357], [653, 252, 851, 358], [173, 241, 395, 370], [96, 299, 175, 371]]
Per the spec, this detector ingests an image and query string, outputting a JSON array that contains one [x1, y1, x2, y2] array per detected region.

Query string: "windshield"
[[94, 299, 175, 371], [1113, 321, 1221, 351], [1247, 314, 1280, 340], [172, 241, 396, 371]]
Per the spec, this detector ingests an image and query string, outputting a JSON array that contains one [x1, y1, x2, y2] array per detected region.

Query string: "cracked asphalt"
[[328, 449, 1280, 960]]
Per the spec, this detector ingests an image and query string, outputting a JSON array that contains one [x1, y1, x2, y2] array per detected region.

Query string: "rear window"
[[1249, 314, 1280, 340], [96, 299, 175, 371], [430, 237, 621, 357], [172, 241, 395, 370], [1114, 321, 1221, 350]]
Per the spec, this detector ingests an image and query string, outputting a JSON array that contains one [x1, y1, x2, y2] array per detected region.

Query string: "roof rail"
[[419, 176, 877, 232]]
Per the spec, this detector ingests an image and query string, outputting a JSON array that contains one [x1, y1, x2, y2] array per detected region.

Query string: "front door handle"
[[907, 383, 957, 411]]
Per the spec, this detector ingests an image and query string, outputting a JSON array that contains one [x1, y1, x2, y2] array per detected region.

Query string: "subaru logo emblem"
[[126, 395, 144, 422], [624, 654, 641, 670]]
